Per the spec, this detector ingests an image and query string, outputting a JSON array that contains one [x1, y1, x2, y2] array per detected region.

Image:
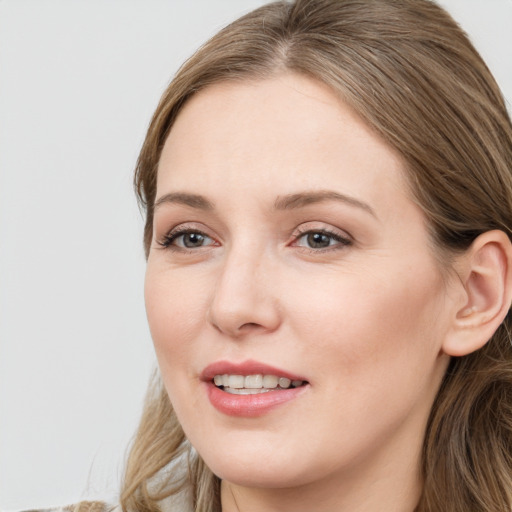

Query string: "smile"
[[213, 374, 306, 394], [202, 361, 309, 417]]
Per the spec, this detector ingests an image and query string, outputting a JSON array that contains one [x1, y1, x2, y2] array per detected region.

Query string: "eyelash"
[[157, 226, 216, 252], [156, 226, 352, 253], [292, 227, 352, 252]]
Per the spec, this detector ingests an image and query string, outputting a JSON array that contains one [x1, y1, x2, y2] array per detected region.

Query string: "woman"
[[77, 0, 512, 511]]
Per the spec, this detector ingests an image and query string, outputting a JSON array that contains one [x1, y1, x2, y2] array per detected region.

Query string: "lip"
[[200, 359, 307, 382], [201, 359, 309, 418]]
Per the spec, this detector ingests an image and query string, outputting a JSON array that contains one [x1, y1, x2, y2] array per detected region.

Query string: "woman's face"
[[145, 73, 455, 491]]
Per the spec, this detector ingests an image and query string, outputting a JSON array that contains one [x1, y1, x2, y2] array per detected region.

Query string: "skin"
[[145, 73, 461, 512]]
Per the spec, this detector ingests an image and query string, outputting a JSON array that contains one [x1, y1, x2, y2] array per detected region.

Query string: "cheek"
[[144, 265, 208, 370], [287, 262, 447, 380], [279, 263, 449, 467]]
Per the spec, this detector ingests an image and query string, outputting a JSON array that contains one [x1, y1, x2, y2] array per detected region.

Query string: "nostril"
[[207, 283, 281, 337], [240, 322, 261, 329]]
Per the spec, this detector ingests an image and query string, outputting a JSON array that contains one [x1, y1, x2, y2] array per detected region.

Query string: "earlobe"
[[442, 230, 512, 357]]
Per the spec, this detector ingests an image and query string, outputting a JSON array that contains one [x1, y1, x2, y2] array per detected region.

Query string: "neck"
[[221, 473, 421, 512]]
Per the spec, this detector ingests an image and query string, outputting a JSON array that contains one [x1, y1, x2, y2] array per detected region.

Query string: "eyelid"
[[155, 221, 352, 253], [292, 222, 352, 239]]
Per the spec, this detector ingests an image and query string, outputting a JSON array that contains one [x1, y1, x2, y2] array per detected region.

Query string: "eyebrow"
[[153, 189, 376, 217], [154, 192, 214, 211], [274, 190, 376, 217]]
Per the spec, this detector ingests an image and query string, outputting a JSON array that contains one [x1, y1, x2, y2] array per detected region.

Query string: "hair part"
[[125, 1, 512, 511]]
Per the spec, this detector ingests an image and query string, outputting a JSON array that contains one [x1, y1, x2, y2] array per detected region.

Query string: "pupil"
[[184, 233, 204, 247], [307, 232, 330, 248]]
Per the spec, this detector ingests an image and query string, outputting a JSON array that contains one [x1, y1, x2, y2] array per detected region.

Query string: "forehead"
[[157, 73, 409, 209]]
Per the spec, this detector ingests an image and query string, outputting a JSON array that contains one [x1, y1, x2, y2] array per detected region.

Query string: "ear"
[[442, 230, 512, 357]]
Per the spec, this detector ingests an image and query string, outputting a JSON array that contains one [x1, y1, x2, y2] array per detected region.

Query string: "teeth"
[[213, 374, 305, 391], [244, 374, 263, 389], [262, 375, 278, 388], [224, 388, 272, 395], [228, 375, 245, 388], [278, 377, 291, 389]]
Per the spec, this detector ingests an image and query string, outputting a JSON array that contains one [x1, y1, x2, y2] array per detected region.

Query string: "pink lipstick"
[[201, 359, 309, 417]]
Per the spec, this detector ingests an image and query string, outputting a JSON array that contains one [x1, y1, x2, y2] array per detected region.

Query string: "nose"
[[207, 246, 282, 338]]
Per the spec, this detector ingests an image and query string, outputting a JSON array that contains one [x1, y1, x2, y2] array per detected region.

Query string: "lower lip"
[[205, 382, 308, 417]]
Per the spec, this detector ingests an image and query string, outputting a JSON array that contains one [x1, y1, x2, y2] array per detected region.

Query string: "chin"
[[209, 461, 307, 489], [195, 442, 317, 489]]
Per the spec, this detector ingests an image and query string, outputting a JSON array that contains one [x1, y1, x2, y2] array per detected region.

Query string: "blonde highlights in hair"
[[122, 1, 512, 511]]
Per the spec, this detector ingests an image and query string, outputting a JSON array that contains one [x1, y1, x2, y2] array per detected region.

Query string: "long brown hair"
[[122, 1, 512, 510]]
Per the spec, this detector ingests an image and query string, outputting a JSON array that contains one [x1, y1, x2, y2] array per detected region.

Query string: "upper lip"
[[200, 359, 307, 382]]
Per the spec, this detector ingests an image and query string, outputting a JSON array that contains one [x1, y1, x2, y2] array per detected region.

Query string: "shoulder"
[[15, 494, 193, 512], [19, 502, 118, 512]]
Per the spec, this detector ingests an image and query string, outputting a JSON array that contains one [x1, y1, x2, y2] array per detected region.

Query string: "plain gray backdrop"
[[0, 0, 511, 509]]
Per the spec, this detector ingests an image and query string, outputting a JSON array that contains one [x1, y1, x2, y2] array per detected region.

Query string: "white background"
[[0, 1, 510, 510]]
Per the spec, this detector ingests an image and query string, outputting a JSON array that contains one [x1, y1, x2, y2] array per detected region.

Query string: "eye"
[[159, 228, 216, 250], [293, 229, 352, 250]]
